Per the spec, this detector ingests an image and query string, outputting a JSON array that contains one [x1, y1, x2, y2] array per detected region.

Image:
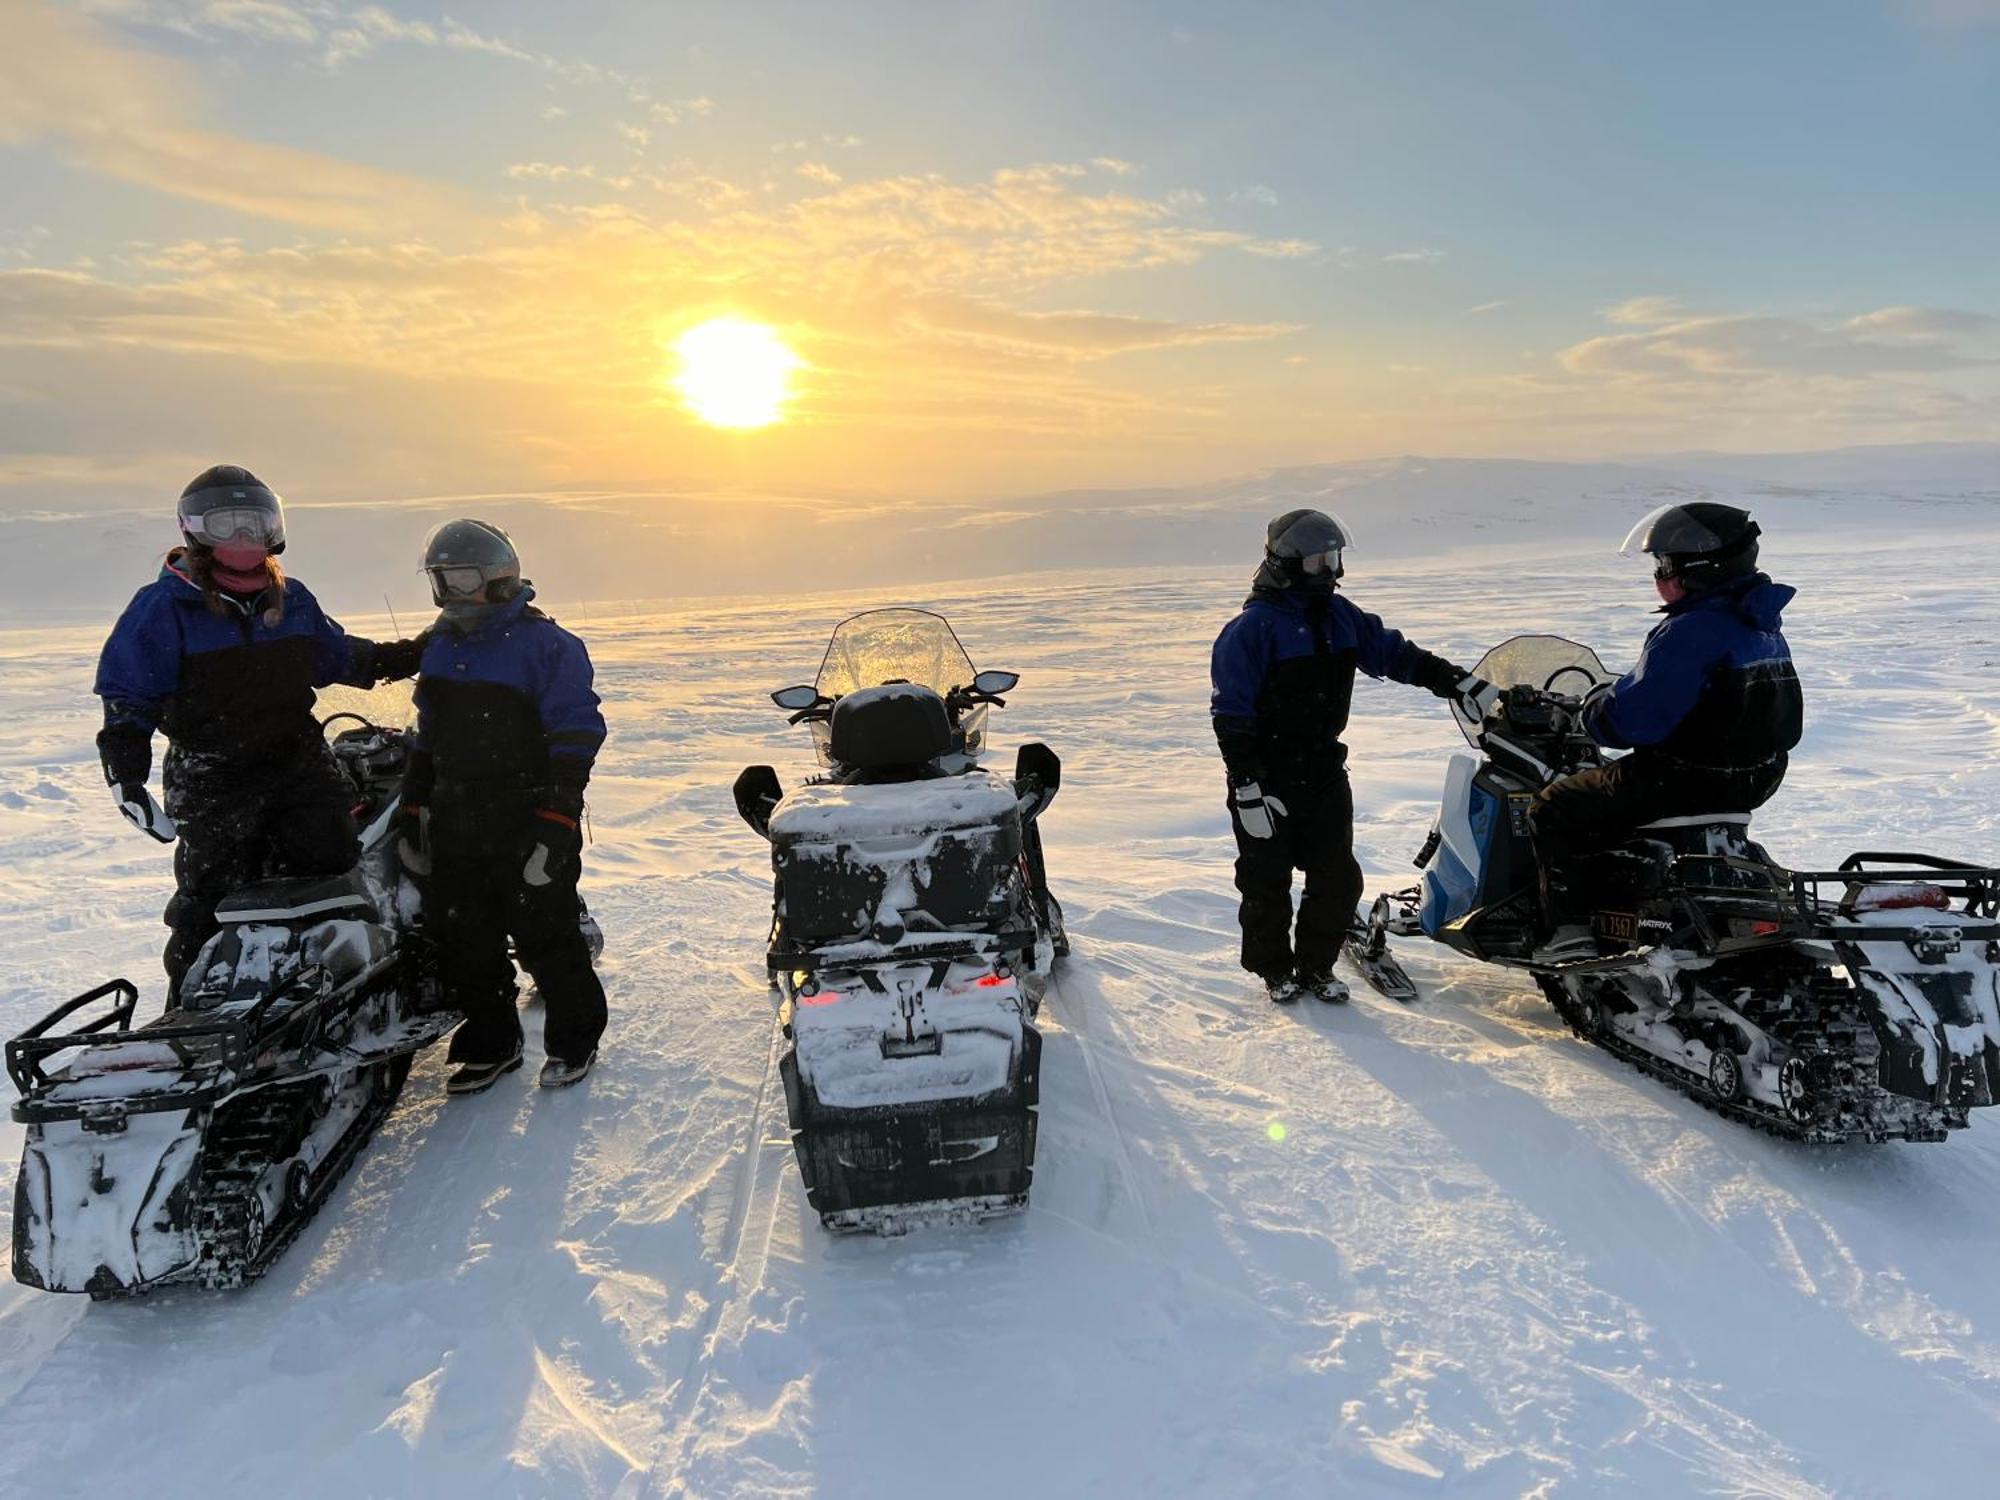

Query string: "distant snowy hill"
[[2, 447, 1993, 628]]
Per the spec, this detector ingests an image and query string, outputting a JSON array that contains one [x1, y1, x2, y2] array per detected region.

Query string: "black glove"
[[1229, 779, 1288, 840], [371, 632, 431, 683], [112, 783, 176, 843], [521, 809, 583, 889], [1449, 674, 1500, 723]]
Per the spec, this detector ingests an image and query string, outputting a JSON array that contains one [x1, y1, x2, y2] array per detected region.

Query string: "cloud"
[[1091, 157, 1137, 176], [794, 162, 843, 187], [902, 296, 1297, 360], [1603, 295, 1690, 327], [1466, 300, 1510, 316], [1382, 247, 1446, 266], [2, 1, 462, 231], [1560, 306, 1999, 380]]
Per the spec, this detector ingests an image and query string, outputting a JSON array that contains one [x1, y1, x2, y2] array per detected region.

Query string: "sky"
[[2, 0, 1998, 510]]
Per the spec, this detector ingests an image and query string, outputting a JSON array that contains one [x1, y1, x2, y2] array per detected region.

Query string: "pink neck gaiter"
[[211, 542, 271, 594]]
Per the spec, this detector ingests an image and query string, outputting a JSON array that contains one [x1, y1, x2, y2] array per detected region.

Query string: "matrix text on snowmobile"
[[1379, 635, 2000, 1143], [733, 608, 1064, 1232]]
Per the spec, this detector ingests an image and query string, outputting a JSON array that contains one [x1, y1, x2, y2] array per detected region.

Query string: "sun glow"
[[671, 318, 801, 429]]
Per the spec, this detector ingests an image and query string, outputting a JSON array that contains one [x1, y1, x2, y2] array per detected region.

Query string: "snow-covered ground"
[[0, 502, 1998, 1497]]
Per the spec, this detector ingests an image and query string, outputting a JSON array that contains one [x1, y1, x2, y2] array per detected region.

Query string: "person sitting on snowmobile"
[[1528, 502, 1802, 960], [94, 466, 428, 999], [1211, 509, 1497, 1004], [396, 519, 608, 1095]]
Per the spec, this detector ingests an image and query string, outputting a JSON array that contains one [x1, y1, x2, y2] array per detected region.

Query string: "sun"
[[670, 318, 802, 429]]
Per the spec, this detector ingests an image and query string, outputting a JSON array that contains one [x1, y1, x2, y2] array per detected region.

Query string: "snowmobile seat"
[[828, 684, 954, 772], [1634, 813, 1752, 832], [213, 868, 379, 926], [1628, 813, 1756, 860]]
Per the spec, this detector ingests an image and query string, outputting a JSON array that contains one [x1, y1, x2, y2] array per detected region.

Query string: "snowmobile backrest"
[[213, 868, 378, 926], [1629, 814, 1754, 858], [768, 771, 1023, 943], [828, 684, 955, 772]]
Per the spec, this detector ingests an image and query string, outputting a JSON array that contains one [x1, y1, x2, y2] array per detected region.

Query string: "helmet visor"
[[426, 565, 490, 604], [1620, 503, 1730, 558], [1300, 547, 1344, 576], [185, 505, 281, 545], [1268, 509, 1354, 559]]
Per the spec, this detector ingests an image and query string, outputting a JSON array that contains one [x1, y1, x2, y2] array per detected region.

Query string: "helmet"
[[420, 518, 522, 605], [1263, 508, 1353, 587], [177, 465, 285, 555], [1620, 502, 1760, 592]]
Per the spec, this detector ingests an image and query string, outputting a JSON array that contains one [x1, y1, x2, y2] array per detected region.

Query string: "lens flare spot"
[[1267, 1121, 1288, 1143], [670, 318, 802, 429]]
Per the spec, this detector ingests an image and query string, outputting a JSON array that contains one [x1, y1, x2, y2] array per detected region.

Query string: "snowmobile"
[[1374, 635, 2000, 1143], [732, 608, 1064, 1232], [7, 714, 457, 1296]]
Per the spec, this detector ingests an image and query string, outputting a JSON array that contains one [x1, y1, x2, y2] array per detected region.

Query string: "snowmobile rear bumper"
[[778, 1025, 1042, 1230]]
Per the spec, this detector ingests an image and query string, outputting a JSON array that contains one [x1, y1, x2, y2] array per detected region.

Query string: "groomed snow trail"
[[2, 522, 1999, 1497]]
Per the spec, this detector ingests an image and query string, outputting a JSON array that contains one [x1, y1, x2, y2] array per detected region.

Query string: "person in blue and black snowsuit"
[[94, 466, 426, 999], [1211, 510, 1496, 1004], [396, 519, 608, 1095], [1528, 502, 1803, 957]]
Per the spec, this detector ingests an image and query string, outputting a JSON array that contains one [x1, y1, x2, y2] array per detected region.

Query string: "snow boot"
[[446, 1043, 524, 1096], [1297, 969, 1350, 1005], [539, 1050, 598, 1089], [1263, 972, 1303, 1005]]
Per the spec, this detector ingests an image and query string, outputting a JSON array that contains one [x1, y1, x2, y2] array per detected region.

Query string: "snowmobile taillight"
[[1855, 883, 1951, 913], [797, 988, 845, 1007], [975, 975, 1010, 988], [1751, 920, 1781, 936]]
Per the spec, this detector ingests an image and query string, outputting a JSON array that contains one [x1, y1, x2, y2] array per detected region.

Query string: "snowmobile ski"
[[1345, 897, 1418, 1001]]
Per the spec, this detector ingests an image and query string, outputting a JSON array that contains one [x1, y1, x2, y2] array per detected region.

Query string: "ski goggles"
[[183, 505, 282, 546], [426, 564, 490, 602], [1300, 547, 1343, 576]]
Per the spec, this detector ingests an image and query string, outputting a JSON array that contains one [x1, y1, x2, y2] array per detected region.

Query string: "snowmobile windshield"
[[815, 609, 978, 698], [1454, 635, 1614, 747]]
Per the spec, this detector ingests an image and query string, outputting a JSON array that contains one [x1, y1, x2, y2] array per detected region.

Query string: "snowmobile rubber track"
[[1537, 975, 1952, 1145], [172, 1055, 412, 1295]]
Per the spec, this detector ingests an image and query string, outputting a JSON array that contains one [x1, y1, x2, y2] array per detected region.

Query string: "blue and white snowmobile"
[[733, 608, 1064, 1231], [1372, 635, 2000, 1143], [7, 715, 458, 1296]]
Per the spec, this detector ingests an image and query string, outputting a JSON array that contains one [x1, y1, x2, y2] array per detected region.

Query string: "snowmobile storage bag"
[[768, 771, 1023, 943]]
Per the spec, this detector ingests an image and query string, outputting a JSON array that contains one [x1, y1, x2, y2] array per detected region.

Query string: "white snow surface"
[[1, 504, 2000, 1496]]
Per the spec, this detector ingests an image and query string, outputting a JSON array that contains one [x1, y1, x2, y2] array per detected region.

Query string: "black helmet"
[[1620, 502, 1760, 590], [177, 465, 286, 555], [1261, 508, 1352, 588], [421, 518, 522, 605]]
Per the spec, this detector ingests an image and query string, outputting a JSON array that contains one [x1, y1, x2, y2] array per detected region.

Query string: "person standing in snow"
[[1211, 510, 1496, 1004], [94, 465, 428, 1000], [396, 519, 608, 1095], [1528, 502, 1802, 961]]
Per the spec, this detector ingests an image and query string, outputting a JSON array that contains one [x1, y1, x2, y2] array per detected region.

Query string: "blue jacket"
[[1210, 586, 1458, 784], [408, 590, 605, 812], [94, 557, 379, 779], [1585, 574, 1803, 768]]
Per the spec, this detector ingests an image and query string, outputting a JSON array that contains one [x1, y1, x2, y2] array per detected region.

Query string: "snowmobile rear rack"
[[767, 928, 1038, 978], [1790, 856, 2000, 944], [7, 977, 314, 1125]]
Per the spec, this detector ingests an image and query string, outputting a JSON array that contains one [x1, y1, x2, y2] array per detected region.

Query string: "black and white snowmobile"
[[7, 715, 457, 1296], [1377, 635, 2000, 1143], [732, 608, 1064, 1232]]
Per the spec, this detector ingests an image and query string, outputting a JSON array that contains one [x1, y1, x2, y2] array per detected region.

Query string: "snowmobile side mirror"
[[973, 670, 1020, 696], [771, 685, 822, 711], [1014, 741, 1061, 818], [733, 764, 783, 839]]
